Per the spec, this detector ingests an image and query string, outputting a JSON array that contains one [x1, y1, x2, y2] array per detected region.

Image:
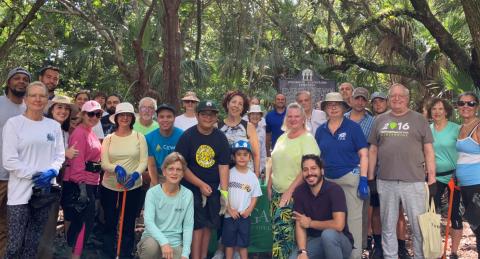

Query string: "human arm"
[[241, 197, 258, 218], [279, 171, 304, 207], [295, 219, 308, 258], [247, 122, 261, 177], [147, 156, 159, 186], [100, 135, 116, 172], [296, 211, 346, 232], [367, 145, 378, 181], [358, 147, 368, 178], [134, 134, 148, 174], [183, 167, 212, 196], [2, 121, 35, 179], [423, 143, 436, 185], [219, 164, 229, 193], [181, 191, 194, 258], [266, 132, 272, 157], [143, 189, 170, 246]]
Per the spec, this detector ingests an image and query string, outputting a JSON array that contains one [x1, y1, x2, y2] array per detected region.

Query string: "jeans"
[[289, 229, 352, 259]]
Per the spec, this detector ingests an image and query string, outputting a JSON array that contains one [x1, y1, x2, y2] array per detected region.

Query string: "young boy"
[[222, 140, 262, 259]]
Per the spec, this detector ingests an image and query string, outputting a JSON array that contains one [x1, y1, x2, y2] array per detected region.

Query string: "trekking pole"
[[116, 190, 127, 259], [442, 178, 455, 259]]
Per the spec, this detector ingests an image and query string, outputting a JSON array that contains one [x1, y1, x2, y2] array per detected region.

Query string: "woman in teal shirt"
[[428, 98, 462, 258]]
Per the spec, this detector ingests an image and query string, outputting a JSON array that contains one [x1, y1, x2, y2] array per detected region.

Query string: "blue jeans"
[[289, 229, 352, 259]]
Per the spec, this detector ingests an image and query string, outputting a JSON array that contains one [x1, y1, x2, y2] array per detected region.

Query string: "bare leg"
[[191, 229, 204, 259], [238, 247, 248, 259], [225, 247, 234, 259], [397, 207, 407, 240], [200, 228, 211, 259], [451, 229, 463, 254]]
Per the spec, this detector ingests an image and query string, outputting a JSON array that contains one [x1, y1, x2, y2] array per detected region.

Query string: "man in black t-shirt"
[[175, 100, 230, 259]]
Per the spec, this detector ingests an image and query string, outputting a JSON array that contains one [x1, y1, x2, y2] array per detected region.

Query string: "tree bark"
[[195, 0, 202, 60], [460, 0, 480, 87]]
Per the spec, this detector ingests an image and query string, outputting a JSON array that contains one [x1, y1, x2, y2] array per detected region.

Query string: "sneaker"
[[369, 246, 383, 259], [449, 253, 459, 259], [397, 247, 412, 259], [233, 251, 241, 259], [212, 250, 225, 259]]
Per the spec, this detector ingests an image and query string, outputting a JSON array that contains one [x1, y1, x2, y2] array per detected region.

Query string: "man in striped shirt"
[[344, 87, 374, 139]]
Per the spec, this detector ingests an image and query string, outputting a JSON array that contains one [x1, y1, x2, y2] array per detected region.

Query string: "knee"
[[137, 237, 161, 259], [320, 229, 340, 244]]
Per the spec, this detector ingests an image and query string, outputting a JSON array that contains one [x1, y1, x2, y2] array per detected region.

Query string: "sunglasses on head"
[[86, 111, 102, 118], [457, 100, 478, 107]]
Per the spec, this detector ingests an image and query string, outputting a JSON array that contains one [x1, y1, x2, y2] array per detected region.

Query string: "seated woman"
[[137, 152, 194, 259]]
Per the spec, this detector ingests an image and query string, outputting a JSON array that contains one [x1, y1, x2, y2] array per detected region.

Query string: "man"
[[344, 87, 374, 140], [134, 97, 159, 135], [371, 92, 388, 116], [368, 83, 436, 259], [38, 65, 60, 100], [290, 154, 353, 259], [101, 94, 121, 135], [175, 91, 199, 131], [0, 67, 30, 257], [339, 82, 354, 109], [146, 104, 183, 186], [266, 93, 286, 155], [296, 90, 327, 135], [175, 100, 230, 259]]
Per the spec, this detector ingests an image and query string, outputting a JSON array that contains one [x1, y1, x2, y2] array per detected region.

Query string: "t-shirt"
[[146, 127, 184, 172], [225, 167, 262, 218], [2, 115, 65, 205], [315, 118, 368, 179], [368, 110, 433, 182], [100, 115, 115, 136], [142, 184, 194, 258], [266, 109, 286, 149], [175, 126, 230, 189], [0, 95, 25, 180], [307, 109, 327, 136], [293, 180, 353, 245], [133, 120, 159, 136], [271, 132, 320, 193], [101, 131, 148, 191], [93, 121, 105, 140], [174, 114, 198, 131], [431, 122, 459, 184]]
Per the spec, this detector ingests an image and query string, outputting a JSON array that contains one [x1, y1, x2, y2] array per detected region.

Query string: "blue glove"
[[114, 165, 127, 184], [123, 172, 140, 190], [32, 169, 57, 186], [357, 176, 369, 200]]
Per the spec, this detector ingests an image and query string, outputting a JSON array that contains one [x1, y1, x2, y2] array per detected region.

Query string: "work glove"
[[368, 179, 377, 195], [219, 190, 229, 215], [357, 176, 369, 200], [32, 169, 57, 187], [123, 172, 140, 190], [114, 165, 127, 185]]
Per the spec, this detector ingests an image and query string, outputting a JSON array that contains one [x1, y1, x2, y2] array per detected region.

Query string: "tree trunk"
[[461, 0, 480, 88], [162, 0, 182, 110]]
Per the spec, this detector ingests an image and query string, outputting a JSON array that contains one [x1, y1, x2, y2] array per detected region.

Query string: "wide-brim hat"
[[181, 91, 200, 102], [247, 104, 263, 114], [109, 102, 135, 123], [321, 92, 348, 111], [196, 100, 219, 113], [51, 95, 72, 106]]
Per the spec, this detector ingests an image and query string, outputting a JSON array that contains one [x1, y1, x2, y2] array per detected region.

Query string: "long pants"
[[0, 181, 7, 258], [378, 180, 426, 259], [326, 172, 363, 259], [101, 186, 142, 258], [270, 190, 294, 259], [5, 204, 50, 259], [288, 229, 353, 259], [36, 200, 60, 259], [460, 184, 480, 254], [137, 237, 183, 259]]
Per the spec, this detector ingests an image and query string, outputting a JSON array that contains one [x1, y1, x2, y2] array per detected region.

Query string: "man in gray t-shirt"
[[367, 83, 435, 259]]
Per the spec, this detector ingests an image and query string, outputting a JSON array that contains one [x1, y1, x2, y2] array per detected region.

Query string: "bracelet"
[[297, 249, 307, 255]]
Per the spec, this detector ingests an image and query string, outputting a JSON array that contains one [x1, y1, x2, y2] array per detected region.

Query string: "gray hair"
[[138, 97, 157, 111], [295, 90, 311, 101], [388, 83, 410, 97]]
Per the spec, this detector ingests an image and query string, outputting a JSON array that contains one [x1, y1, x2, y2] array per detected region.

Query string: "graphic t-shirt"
[[175, 126, 230, 189], [368, 110, 433, 181], [225, 167, 262, 218], [430, 121, 459, 184], [146, 127, 184, 172]]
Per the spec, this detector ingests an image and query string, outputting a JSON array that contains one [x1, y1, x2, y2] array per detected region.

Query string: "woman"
[[2, 82, 64, 258], [62, 100, 103, 258], [47, 96, 79, 160], [456, 92, 480, 255], [137, 152, 194, 259], [74, 90, 90, 108], [101, 102, 148, 257], [427, 98, 463, 258], [247, 104, 267, 175], [174, 91, 199, 131], [219, 90, 260, 176], [314, 92, 368, 259], [268, 102, 320, 259]]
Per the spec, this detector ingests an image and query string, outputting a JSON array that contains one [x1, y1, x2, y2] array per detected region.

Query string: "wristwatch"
[[297, 249, 308, 255]]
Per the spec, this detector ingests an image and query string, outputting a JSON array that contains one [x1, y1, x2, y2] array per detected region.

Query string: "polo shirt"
[[315, 118, 368, 179], [265, 109, 286, 148], [344, 111, 374, 139], [293, 180, 353, 245]]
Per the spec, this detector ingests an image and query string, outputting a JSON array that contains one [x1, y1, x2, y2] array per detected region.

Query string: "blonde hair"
[[26, 81, 48, 96], [161, 152, 187, 173], [280, 102, 308, 132]]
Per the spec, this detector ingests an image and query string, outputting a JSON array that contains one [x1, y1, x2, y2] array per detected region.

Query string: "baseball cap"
[[156, 103, 176, 114], [352, 87, 369, 100], [7, 67, 31, 82], [81, 100, 103, 112], [370, 92, 387, 102], [196, 100, 219, 113], [232, 140, 252, 153]]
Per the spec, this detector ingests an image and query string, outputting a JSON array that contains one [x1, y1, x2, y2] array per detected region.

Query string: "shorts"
[[222, 217, 251, 248], [370, 193, 380, 207], [193, 190, 221, 230]]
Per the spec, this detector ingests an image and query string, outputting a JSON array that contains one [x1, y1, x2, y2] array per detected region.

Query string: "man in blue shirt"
[[146, 104, 184, 186], [265, 93, 286, 155]]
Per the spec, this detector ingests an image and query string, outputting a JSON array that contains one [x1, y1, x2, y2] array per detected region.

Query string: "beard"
[[307, 175, 324, 187], [10, 88, 26, 98], [106, 107, 116, 115]]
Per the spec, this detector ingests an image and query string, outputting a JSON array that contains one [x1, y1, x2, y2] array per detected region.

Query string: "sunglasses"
[[86, 111, 102, 118], [183, 100, 197, 104], [457, 100, 478, 107]]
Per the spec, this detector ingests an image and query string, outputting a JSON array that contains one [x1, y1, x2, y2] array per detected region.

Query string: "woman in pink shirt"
[[61, 100, 103, 259]]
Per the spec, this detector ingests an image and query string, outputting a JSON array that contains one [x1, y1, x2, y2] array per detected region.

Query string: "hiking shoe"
[[398, 247, 412, 259], [449, 253, 459, 259], [370, 247, 383, 259], [212, 250, 224, 259]]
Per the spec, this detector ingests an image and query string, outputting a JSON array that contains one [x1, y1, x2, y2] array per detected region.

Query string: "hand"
[[240, 209, 251, 218], [199, 183, 212, 197], [427, 175, 436, 186], [292, 211, 311, 229], [279, 191, 292, 207], [228, 207, 240, 219], [65, 143, 79, 159], [123, 172, 140, 189], [219, 194, 228, 215], [357, 176, 369, 200], [297, 252, 309, 259], [160, 244, 174, 259], [114, 165, 127, 184], [267, 183, 272, 201], [368, 179, 377, 195], [32, 169, 57, 186]]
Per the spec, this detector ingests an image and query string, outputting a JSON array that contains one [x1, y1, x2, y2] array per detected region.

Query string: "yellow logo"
[[156, 144, 161, 152], [196, 145, 215, 168]]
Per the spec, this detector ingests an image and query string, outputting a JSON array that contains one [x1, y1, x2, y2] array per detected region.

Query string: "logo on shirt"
[[229, 181, 252, 192], [156, 144, 161, 152], [338, 132, 347, 141], [196, 145, 216, 168], [46, 133, 55, 142], [174, 208, 184, 212], [380, 121, 410, 137]]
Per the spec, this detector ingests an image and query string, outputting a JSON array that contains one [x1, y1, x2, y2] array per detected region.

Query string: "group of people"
[[0, 66, 479, 259]]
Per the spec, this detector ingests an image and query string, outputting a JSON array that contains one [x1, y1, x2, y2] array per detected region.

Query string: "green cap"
[[196, 100, 219, 113]]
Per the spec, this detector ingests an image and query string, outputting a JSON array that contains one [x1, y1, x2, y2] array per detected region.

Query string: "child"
[[222, 140, 262, 259]]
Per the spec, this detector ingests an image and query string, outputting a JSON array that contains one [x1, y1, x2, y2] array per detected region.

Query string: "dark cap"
[[156, 103, 176, 114], [370, 92, 387, 102], [352, 87, 369, 100], [7, 67, 31, 82], [196, 100, 219, 113]]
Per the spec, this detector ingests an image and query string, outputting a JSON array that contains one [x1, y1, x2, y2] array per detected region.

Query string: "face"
[[234, 149, 251, 167], [157, 110, 175, 132], [227, 95, 244, 117], [82, 110, 102, 128], [70, 113, 81, 130], [430, 101, 447, 122], [106, 96, 121, 114], [296, 93, 312, 112], [339, 83, 353, 102], [352, 96, 367, 112], [197, 110, 218, 130], [302, 159, 323, 187], [250, 97, 260, 105], [182, 100, 198, 112], [75, 93, 89, 108], [388, 86, 409, 113], [325, 102, 344, 118], [139, 100, 156, 121], [116, 113, 133, 128], [25, 85, 48, 112], [274, 94, 286, 109], [163, 161, 184, 185], [286, 107, 304, 131], [8, 73, 29, 97], [248, 112, 262, 125], [372, 98, 388, 114], [51, 103, 71, 123], [39, 69, 59, 92], [458, 95, 478, 119], [94, 96, 106, 107]]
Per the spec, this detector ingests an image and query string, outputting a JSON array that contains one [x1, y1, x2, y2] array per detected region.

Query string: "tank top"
[[456, 122, 480, 186]]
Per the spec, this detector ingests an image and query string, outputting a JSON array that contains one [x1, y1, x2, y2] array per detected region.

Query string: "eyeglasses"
[[183, 100, 197, 104], [457, 100, 477, 107], [86, 111, 102, 118], [140, 106, 155, 112]]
